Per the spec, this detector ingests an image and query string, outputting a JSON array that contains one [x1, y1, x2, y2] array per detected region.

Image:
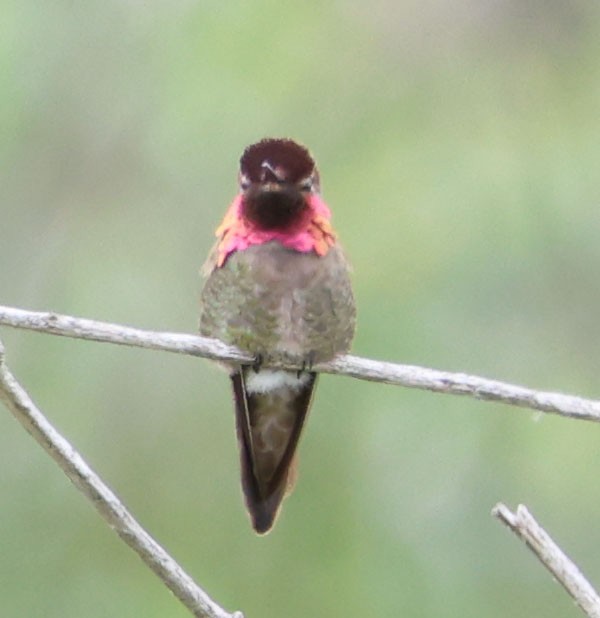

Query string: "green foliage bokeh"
[[2, 2, 600, 616]]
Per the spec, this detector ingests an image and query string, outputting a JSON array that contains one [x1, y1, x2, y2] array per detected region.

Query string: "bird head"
[[238, 138, 320, 231]]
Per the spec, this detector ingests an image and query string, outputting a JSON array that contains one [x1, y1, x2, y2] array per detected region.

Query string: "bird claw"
[[297, 352, 315, 378], [252, 353, 264, 373]]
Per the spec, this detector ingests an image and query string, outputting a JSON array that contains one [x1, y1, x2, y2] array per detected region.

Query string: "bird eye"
[[298, 178, 313, 192], [239, 174, 251, 190]]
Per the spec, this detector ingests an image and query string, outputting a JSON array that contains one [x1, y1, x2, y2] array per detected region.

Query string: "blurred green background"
[[2, 1, 600, 616]]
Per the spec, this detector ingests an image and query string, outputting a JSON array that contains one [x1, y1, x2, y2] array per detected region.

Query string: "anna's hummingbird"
[[199, 138, 355, 534]]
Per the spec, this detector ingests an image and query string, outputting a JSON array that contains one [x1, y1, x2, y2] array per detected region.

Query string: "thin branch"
[[493, 503, 600, 618], [0, 338, 243, 618], [1, 304, 600, 423]]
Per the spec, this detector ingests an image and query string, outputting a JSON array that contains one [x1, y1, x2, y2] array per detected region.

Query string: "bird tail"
[[230, 368, 317, 534]]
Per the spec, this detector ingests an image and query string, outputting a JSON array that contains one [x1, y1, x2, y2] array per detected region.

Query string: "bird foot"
[[252, 353, 264, 373], [297, 352, 316, 378]]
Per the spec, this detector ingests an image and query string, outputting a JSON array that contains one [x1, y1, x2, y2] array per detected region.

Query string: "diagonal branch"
[[1, 304, 600, 422], [0, 338, 243, 618], [493, 503, 600, 618]]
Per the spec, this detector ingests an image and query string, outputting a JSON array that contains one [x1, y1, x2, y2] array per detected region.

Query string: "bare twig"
[[1, 304, 600, 422], [0, 338, 243, 618], [493, 503, 600, 618]]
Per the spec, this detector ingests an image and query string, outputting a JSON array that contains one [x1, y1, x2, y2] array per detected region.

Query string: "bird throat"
[[242, 186, 307, 231]]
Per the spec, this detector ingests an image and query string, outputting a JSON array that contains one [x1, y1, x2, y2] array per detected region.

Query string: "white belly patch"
[[245, 370, 311, 394]]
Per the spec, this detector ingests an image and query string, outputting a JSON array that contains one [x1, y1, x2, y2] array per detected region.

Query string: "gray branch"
[[1, 304, 600, 422], [493, 503, 600, 618], [3, 303, 600, 616], [0, 338, 243, 618]]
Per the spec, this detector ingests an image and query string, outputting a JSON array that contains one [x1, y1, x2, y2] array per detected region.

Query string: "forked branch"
[[493, 503, 600, 618]]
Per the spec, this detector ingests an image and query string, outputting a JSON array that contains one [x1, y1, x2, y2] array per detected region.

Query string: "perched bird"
[[200, 138, 355, 534]]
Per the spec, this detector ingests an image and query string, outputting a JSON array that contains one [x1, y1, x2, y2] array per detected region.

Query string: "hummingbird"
[[199, 138, 355, 534]]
